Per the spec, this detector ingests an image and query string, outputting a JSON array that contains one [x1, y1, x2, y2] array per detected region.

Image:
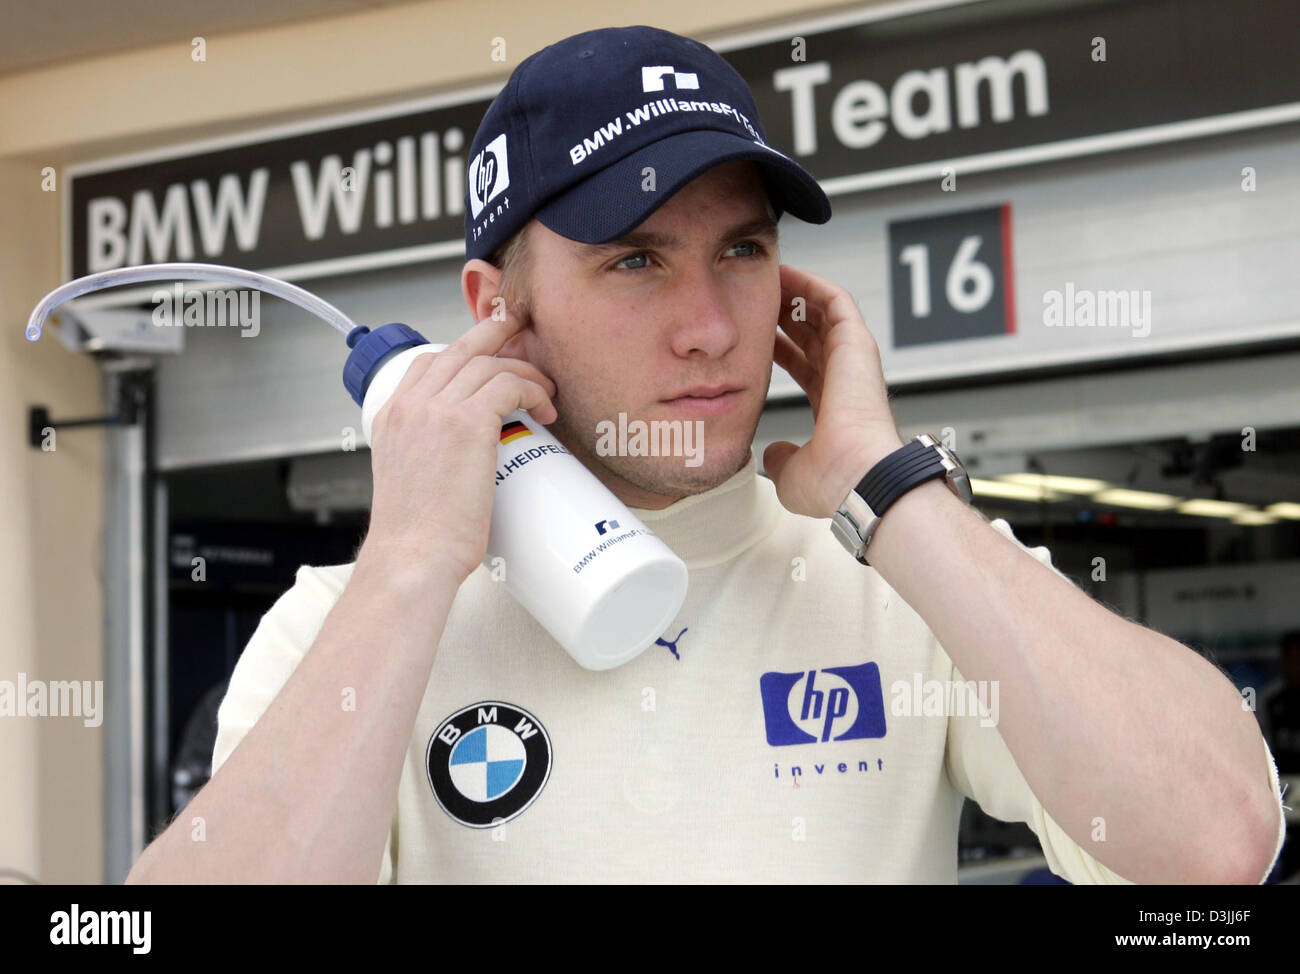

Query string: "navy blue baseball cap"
[[463, 24, 832, 262]]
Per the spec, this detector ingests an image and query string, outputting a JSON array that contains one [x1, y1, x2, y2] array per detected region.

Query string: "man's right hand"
[[360, 308, 558, 585]]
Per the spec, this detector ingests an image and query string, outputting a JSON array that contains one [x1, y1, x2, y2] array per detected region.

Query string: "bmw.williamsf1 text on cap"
[[463, 24, 833, 263]]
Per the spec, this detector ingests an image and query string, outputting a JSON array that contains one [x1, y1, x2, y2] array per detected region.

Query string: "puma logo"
[[655, 626, 688, 661]]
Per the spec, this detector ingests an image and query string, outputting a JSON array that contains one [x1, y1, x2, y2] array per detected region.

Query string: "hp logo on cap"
[[469, 133, 511, 218]]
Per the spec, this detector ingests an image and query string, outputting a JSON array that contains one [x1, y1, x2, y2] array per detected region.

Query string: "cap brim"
[[533, 129, 831, 245]]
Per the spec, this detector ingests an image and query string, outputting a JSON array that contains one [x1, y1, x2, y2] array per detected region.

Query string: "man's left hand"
[[764, 263, 906, 518]]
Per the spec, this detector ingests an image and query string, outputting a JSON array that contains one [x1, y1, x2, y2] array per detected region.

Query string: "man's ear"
[[461, 257, 531, 361], [461, 258, 504, 324]]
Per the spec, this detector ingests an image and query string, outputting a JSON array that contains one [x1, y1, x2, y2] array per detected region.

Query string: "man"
[[126, 25, 1285, 884]]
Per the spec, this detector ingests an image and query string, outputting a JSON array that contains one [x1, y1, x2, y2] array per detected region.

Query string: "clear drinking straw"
[[25, 263, 359, 342]]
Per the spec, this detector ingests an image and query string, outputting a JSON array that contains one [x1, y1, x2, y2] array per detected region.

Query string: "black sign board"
[[67, 0, 1300, 280], [889, 204, 1014, 347]]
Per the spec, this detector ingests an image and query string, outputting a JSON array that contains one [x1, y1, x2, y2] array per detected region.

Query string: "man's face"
[[495, 160, 781, 509]]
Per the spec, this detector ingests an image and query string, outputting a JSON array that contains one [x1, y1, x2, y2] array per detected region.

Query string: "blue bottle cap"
[[342, 323, 428, 406]]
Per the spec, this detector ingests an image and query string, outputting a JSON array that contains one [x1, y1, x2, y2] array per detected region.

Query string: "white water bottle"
[[343, 324, 689, 670]]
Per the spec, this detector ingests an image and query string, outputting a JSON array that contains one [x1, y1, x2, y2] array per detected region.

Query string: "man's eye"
[[729, 240, 768, 259], [613, 252, 651, 271], [611, 242, 768, 271]]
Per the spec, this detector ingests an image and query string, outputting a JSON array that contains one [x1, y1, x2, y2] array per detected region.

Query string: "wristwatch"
[[830, 433, 973, 566]]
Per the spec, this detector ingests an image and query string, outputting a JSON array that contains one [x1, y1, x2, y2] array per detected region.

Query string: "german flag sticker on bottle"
[[500, 420, 532, 445]]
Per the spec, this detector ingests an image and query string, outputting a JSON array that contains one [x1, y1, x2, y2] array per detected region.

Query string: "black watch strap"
[[857, 438, 950, 520], [832, 433, 973, 566]]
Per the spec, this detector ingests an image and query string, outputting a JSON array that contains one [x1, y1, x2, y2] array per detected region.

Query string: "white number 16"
[[899, 236, 994, 318]]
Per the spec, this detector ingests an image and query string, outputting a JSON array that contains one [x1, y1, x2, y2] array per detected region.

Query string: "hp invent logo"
[[426, 701, 551, 828], [759, 663, 886, 746], [468, 133, 510, 219]]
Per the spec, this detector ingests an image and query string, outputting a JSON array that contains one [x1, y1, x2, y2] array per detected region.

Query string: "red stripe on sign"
[[1001, 203, 1016, 334]]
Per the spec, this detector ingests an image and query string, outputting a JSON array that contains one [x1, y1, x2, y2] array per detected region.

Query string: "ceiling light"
[[1231, 511, 1278, 525], [1091, 488, 1182, 510], [970, 478, 1060, 501], [1176, 499, 1253, 518], [996, 473, 1109, 493]]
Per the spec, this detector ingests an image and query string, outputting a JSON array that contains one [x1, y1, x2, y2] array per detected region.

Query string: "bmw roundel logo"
[[426, 701, 551, 828]]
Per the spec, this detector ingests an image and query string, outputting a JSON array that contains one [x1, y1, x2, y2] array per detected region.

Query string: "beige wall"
[[0, 0, 891, 882], [0, 153, 105, 884]]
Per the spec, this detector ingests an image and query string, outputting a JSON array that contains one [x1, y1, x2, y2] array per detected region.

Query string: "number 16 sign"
[[888, 203, 1015, 348]]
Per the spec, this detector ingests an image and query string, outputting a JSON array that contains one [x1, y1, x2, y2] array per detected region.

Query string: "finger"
[[443, 305, 532, 363], [468, 371, 559, 426], [426, 307, 554, 403], [762, 439, 800, 486], [779, 264, 863, 342], [438, 355, 558, 408], [773, 332, 819, 401], [378, 307, 540, 422], [774, 334, 821, 415], [777, 304, 824, 370], [373, 347, 439, 430]]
